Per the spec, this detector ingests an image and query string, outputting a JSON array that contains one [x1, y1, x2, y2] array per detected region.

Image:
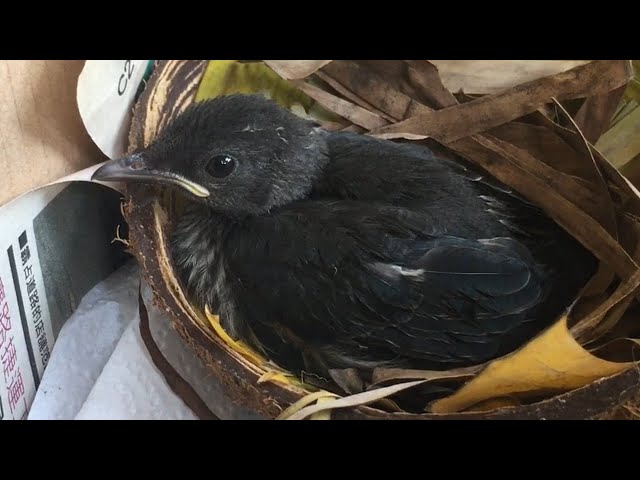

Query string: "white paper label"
[[77, 60, 152, 159]]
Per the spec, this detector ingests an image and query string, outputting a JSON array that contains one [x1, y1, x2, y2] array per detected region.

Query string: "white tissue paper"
[[26, 260, 234, 420]]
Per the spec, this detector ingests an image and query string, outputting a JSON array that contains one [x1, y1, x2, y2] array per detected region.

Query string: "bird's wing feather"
[[225, 200, 548, 370]]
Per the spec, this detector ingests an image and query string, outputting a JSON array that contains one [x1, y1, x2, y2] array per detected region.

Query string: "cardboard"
[[0, 60, 105, 207]]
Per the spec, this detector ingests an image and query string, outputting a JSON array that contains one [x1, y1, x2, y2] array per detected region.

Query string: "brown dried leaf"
[[262, 60, 333, 80], [320, 61, 429, 121], [368, 132, 429, 141], [355, 60, 458, 109], [550, 98, 619, 238], [486, 123, 610, 231], [317, 61, 451, 140], [590, 337, 640, 363], [370, 365, 481, 388], [403, 61, 460, 108], [319, 119, 352, 132], [314, 70, 397, 123], [571, 213, 640, 342], [588, 303, 640, 348], [340, 124, 366, 134], [328, 368, 365, 395], [291, 80, 389, 130], [321, 61, 458, 143], [529, 110, 640, 219], [316, 61, 460, 140], [574, 85, 627, 144], [447, 134, 638, 280], [487, 122, 603, 190], [604, 161, 640, 217], [372, 61, 633, 144], [619, 154, 640, 190], [570, 268, 640, 340], [617, 212, 640, 267], [553, 97, 624, 284], [371, 398, 404, 413], [578, 296, 636, 345], [429, 60, 593, 95]]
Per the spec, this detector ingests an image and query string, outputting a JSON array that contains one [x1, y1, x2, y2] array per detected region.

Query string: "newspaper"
[[0, 60, 152, 420]]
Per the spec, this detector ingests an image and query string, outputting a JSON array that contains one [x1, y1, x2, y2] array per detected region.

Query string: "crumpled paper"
[[27, 260, 263, 420]]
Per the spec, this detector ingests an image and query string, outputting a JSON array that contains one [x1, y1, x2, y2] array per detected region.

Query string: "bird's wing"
[[364, 236, 547, 366], [225, 200, 548, 371]]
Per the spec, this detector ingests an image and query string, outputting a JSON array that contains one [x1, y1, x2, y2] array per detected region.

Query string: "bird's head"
[[92, 94, 329, 216]]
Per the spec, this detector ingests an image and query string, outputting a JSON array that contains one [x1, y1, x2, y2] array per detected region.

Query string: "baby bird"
[[93, 94, 598, 378]]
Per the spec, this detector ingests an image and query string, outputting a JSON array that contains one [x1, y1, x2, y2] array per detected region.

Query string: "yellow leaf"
[[276, 391, 340, 420], [195, 60, 315, 112], [281, 380, 429, 421], [309, 397, 333, 421], [204, 305, 265, 366], [257, 370, 294, 386], [430, 315, 633, 414]]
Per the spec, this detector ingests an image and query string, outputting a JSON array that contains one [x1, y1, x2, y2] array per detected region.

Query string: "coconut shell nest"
[[122, 59, 640, 420]]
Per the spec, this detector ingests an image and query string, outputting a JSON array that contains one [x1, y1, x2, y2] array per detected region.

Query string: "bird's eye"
[[206, 155, 237, 178]]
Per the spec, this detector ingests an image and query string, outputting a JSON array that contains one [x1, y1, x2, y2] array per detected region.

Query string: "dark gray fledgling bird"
[[93, 93, 598, 378]]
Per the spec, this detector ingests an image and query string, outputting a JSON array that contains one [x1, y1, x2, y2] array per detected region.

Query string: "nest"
[[122, 60, 640, 420]]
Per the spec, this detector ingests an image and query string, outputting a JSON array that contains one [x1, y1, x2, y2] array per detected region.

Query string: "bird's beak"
[[91, 154, 210, 198]]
